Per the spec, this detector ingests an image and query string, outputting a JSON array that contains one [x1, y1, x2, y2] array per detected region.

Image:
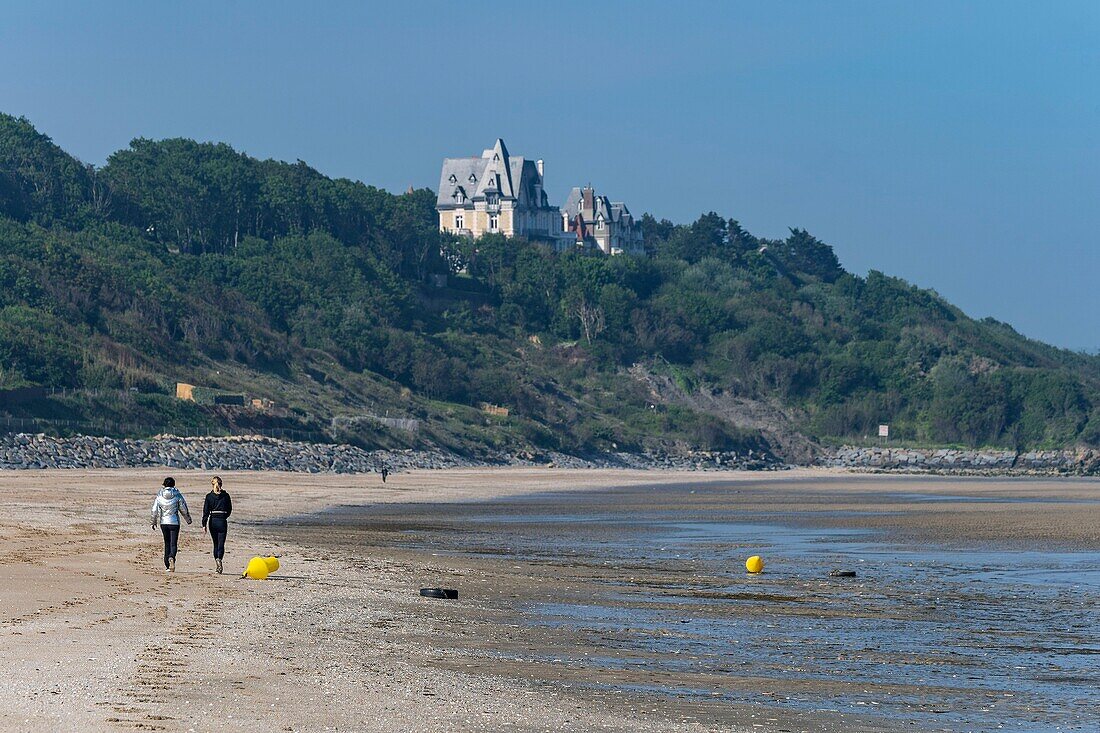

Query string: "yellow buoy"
[[746, 555, 764, 574], [263, 556, 280, 573], [243, 556, 269, 580]]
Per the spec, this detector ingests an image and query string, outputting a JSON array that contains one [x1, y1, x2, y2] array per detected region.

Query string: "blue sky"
[[1, 1, 1097, 349]]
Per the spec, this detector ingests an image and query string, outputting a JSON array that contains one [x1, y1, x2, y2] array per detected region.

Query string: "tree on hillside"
[[564, 288, 606, 344], [0, 113, 94, 226]]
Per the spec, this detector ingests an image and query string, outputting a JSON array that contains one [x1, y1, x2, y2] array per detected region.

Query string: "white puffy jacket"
[[151, 487, 192, 526]]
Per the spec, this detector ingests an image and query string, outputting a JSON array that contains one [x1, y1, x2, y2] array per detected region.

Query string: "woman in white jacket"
[[150, 477, 192, 572]]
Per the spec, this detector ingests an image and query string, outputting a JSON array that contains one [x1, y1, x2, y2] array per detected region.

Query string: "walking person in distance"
[[202, 476, 233, 574], [150, 477, 192, 572]]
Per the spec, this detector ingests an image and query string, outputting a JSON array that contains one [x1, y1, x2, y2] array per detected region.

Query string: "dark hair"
[[211, 475, 223, 490], [162, 477, 175, 488]]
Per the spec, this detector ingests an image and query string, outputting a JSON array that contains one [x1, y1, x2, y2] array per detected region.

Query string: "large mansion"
[[436, 139, 560, 240], [437, 139, 642, 255], [561, 185, 644, 256]]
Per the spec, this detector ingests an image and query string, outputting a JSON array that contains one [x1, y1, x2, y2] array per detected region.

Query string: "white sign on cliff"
[[878, 424, 890, 438]]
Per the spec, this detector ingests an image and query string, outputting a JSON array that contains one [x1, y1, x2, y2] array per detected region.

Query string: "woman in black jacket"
[[201, 476, 233, 574]]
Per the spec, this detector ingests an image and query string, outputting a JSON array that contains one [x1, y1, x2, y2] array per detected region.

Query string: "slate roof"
[[562, 186, 632, 224], [610, 201, 632, 223], [438, 157, 484, 207], [438, 138, 553, 210], [593, 195, 612, 222], [561, 187, 583, 217]]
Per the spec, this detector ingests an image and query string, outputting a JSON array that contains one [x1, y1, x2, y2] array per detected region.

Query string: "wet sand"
[[1, 468, 1097, 731]]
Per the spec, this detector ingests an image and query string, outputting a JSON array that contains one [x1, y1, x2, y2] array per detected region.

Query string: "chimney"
[[536, 159, 544, 178]]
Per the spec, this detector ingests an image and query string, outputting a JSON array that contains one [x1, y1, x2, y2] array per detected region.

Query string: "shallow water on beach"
[[449, 487, 1098, 731], [524, 519, 1100, 732], [280, 477, 1100, 732]]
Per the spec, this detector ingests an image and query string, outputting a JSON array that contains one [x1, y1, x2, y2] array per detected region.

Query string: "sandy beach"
[[1, 468, 1098, 732]]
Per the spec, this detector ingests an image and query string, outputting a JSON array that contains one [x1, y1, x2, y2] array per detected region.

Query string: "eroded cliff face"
[[628, 364, 821, 465]]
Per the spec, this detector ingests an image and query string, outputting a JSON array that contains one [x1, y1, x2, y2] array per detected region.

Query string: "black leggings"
[[161, 524, 180, 568], [208, 517, 228, 559]]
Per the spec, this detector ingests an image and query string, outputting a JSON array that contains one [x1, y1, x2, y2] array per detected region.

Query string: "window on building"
[[455, 214, 464, 230], [489, 215, 499, 231], [597, 217, 604, 230]]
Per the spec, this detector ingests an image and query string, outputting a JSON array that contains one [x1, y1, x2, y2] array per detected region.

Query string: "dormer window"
[[468, 174, 477, 183], [597, 217, 604, 230], [448, 174, 457, 183]]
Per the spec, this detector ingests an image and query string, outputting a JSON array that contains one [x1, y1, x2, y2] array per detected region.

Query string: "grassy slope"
[[1, 113, 1098, 457]]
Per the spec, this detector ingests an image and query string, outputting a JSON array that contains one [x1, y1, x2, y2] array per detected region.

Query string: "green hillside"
[[2, 113, 1098, 458]]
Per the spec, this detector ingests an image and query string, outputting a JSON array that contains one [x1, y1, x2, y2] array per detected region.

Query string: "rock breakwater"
[[4, 434, 1095, 474], [822, 446, 1100, 475], [0, 434, 782, 473], [532, 449, 781, 471], [0, 434, 471, 473]]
